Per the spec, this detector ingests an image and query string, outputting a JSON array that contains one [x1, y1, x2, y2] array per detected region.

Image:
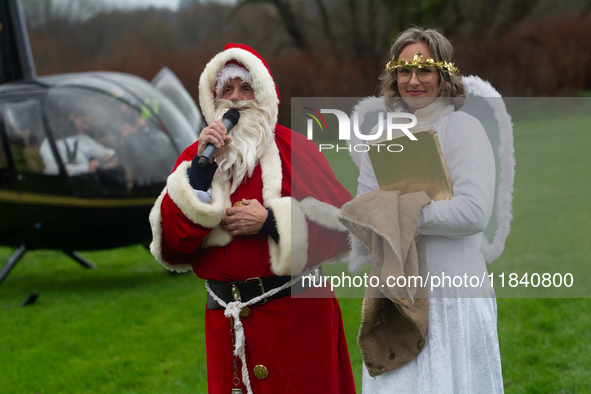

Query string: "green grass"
[[1, 107, 591, 393], [498, 298, 591, 393], [0, 247, 208, 393], [491, 111, 591, 298], [0, 248, 362, 393]]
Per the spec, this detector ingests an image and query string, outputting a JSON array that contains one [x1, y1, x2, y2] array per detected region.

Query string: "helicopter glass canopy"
[[151, 67, 204, 132], [42, 84, 186, 193], [94, 72, 198, 151]]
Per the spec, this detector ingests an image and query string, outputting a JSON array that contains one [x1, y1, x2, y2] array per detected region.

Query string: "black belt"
[[206, 266, 324, 310]]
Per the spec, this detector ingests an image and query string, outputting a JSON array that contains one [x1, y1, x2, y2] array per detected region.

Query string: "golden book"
[[368, 128, 452, 201]]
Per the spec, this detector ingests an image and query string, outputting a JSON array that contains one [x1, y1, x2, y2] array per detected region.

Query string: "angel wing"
[[461, 75, 515, 262]]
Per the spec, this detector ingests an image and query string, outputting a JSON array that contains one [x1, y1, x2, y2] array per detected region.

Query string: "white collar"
[[390, 98, 455, 130]]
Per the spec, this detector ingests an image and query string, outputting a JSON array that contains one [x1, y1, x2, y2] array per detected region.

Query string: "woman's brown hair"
[[379, 27, 466, 110]]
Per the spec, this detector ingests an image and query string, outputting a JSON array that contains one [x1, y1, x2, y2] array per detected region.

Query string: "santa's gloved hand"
[[187, 159, 218, 191]]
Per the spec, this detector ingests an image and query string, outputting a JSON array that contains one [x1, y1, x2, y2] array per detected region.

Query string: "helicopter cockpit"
[[0, 72, 198, 197], [0, 0, 206, 280]]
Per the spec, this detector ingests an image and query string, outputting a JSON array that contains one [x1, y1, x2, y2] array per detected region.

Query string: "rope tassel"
[[224, 303, 246, 355]]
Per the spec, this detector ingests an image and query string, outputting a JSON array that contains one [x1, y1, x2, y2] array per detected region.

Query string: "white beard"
[[213, 99, 275, 193]]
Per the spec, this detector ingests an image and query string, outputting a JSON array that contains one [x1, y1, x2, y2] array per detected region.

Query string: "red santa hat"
[[199, 43, 280, 127]]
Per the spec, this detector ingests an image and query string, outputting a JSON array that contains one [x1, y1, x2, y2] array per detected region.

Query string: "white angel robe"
[[356, 99, 504, 394]]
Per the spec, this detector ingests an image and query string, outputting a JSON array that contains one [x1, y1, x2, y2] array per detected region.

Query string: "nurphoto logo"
[[303, 108, 418, 152]]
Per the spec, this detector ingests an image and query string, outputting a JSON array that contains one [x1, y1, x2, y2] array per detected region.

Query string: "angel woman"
[[347, 27, 515, 393]]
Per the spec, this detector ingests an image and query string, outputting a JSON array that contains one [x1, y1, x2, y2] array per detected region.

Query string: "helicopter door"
[[1, 96, 72, 189], [0, 96, 70, 190], [0, 96, 71, 246], [2, 98, 48, 174]]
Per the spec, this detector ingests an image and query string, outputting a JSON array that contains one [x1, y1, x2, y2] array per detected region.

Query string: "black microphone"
[[197, 108, 240, 167]]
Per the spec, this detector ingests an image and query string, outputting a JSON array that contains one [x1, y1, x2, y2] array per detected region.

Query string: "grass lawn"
[[1, 103, 591, 393]]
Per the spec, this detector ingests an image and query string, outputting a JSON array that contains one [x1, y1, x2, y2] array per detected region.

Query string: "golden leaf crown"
[[385, 53, 459, 75]]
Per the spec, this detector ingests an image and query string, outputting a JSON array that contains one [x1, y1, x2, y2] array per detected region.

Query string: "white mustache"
[[215, 99, 257, 111]]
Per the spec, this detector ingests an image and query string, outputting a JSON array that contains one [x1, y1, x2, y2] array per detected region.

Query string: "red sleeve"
[[161, 141, 212, 254], [149, 140, 226, 272], [160, 193, 212, 255]]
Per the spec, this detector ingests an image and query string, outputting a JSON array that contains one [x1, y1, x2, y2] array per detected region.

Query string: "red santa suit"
[[149, 44, 356, 393]]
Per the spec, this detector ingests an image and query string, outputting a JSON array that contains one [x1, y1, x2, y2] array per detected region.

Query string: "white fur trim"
[[463, 75, 515, 263], [300, 196, 347, 232], [149, 186, 193, 272], [215, 63, 252, 97], [259, 138, 283, 202], [199, 47, 279, 127], [265, 197, 308, 276], [202, 226, 233, 247], [166, 161, 229, 228]]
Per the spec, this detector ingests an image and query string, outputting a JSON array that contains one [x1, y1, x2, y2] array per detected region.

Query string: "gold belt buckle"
[[245, 277, 267, 304]]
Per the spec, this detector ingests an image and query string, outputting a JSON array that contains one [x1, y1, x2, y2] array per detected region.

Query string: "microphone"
[[197, 108, 240, 167]]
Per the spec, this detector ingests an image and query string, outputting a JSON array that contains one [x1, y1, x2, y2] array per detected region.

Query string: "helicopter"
[[0, 0, 203, 284]]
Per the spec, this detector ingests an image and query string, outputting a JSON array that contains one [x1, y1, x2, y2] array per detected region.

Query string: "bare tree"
[[22, 0, 107, 28], [232, 0, 309, 50], [313, 0, 338, 56]]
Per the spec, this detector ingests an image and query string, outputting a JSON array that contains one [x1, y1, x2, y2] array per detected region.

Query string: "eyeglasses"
[[395, 66, 437, 83]]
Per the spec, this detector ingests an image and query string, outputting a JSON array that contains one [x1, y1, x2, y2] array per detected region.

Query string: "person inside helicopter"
[[39, 103, 118, 177], [115, 102, 177, 188]]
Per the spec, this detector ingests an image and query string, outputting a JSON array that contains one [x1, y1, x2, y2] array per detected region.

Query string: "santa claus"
[[149, 43, 355, 393]]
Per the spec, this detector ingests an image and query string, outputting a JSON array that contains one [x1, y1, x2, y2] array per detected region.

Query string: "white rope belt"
[[204, 266, 317, 394]]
